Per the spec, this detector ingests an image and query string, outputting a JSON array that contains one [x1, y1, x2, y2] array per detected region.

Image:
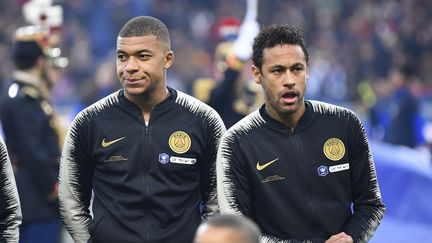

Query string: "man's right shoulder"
[[223, 109, 264, 138], [74, 91, 120, 123]]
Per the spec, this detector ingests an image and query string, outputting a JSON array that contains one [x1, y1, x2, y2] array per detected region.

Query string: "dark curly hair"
[[252, 24, 309, 70], [118, 16, 171, 49]]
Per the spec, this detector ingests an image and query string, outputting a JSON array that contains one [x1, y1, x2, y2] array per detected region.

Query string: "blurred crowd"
[[1, 0, 431, 149]]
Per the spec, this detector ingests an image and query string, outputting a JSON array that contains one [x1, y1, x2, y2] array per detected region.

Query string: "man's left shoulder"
[[175, 90, 220, 116], [174, 90, 226, 133], [309, 100, 358, 119]]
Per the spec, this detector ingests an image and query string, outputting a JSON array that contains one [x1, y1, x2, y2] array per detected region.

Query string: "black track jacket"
[[59, 88, 225, 243], [217, 100, 385, 243]]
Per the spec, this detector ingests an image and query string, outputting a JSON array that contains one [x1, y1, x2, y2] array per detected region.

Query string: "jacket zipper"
[[143, 124, 150, 242], [292, 132, 321, 232]]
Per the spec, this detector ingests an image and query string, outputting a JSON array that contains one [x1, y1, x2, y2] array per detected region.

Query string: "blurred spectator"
[[383, 65, 425, 148], [196, 0, 263, 128], [0, 26, 63, 243], [369, 64, 426, 149]]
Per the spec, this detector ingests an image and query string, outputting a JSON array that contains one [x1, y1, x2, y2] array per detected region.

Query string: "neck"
[[13, 69, 42, 86], [13, 69, 50, 99], [125, 87, 170, 122], [266, 102, 306, 129]]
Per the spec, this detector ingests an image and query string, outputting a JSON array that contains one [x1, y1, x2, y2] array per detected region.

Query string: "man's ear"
[[164, 51, 174, 69], [252, 65, 262, 84]]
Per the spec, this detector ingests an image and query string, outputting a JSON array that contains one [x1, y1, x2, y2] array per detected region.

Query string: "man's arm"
[[343, 113, 385, 242], [58, 114, 94, 243], [217, 129, 253, 216], [200, 109, 226, 218], [0, 136, 21, 243]]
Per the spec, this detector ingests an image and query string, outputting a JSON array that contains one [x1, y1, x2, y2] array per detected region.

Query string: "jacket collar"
[[117, 87, 177, 123], [260, 100, 314, 133]]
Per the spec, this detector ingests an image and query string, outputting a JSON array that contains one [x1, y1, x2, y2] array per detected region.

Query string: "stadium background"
[[0, 0, 431, 242]]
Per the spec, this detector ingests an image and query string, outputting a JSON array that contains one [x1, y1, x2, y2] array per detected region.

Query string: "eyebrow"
[[116, 49, 153, 55], [269, 62, 306, 68], [271, 62, 305, 68]]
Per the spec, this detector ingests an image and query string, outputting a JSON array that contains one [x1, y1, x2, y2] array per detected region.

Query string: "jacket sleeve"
[[217, 131, 254, 216], [344, 113, 385, 242], [0, 136, 22, 243], [260, 235, 299, 243], [59, 114, 94, 243], [260, 235, 325, 243], [200, 109, 226, 218]]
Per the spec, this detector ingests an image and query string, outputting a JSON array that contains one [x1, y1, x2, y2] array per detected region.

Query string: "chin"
[[124, 87, 146, 96], [279, 109, 297, 115]]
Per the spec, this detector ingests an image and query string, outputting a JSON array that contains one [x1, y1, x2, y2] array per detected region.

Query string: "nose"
[[125, 57, 139, 73], [282, 71, 295, 87]]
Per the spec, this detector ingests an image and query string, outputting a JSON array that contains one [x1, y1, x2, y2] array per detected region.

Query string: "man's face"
[[116, 35, 173, 98], [252, 44, 308, 120], [194, 225, 245, 243]]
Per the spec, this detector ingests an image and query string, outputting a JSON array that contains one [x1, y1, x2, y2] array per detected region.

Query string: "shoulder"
[[1, 83, 44, 116], [72, 91, 120, 126], [309, 100, 359, 121], [0, 136, 6, 157], [223, 109, 265, 141], [4, 83, 39, 103], [175, 90, 224, 125], [0, 136, 11, 175]]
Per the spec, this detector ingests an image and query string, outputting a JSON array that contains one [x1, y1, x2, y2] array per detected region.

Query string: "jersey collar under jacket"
[[117, 87, 177, 124], [260, 100, 314, 134]]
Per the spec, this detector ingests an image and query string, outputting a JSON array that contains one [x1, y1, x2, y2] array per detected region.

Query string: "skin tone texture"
[[194, 224, 246, 243]]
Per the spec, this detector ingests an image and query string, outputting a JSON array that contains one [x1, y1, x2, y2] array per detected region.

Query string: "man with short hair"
[[59, 16, 225, 243], [194, 214, 261, 243], [0, 26, 63, 243], [217, 24, 385, 243]]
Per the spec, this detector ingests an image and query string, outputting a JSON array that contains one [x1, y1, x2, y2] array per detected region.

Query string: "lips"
[[281, 90, 298, 103], [125, 78, 141, 82], [124, 78, 143, 85]]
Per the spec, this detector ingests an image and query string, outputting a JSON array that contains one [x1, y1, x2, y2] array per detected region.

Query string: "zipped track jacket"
[[59, 88, 225, 243], [217, 100, 385, 243]]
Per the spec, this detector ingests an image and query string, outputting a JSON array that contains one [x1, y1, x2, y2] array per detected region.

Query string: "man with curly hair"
[[217, 24, 385, 243]]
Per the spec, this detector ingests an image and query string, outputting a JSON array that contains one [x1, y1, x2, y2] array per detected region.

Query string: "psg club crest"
[[323, 138, 345, 161], [168, 131, 191, 154]]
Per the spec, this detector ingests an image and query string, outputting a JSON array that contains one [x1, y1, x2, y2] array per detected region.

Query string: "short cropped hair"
[[202, 214, 261, 243], [118, 16, 171, 49], [252, 24, 309, 70]]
